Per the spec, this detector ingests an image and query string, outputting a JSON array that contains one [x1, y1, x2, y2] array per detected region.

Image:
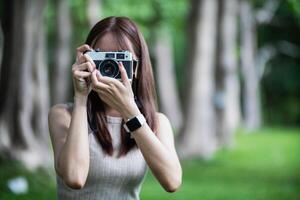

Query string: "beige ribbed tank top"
[[56, 103, 149, 200]]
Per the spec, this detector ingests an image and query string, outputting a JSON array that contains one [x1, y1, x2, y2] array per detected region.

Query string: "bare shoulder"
[[155, 112, 175, 149], [155, 112, 171, 126], [48, 103, 73, 155], [48, 103, 72, 120], [155, 112, 173, 134], [48, 103, 73, 133]]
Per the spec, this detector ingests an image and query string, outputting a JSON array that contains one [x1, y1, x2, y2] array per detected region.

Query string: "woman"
[[48, 16, 182, 200]]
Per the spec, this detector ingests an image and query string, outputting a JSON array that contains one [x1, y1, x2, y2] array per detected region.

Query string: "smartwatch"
[[123, 113, 146, 137]]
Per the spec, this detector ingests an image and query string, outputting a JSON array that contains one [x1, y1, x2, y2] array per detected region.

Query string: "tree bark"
[[240, 0, 261, 131], [178, 0, 218, 158], [154, 28, 183, 132], [51, 0, 72, 104], [215, 0, 240, 147], [33, 15, 51, 145], [87, 0, 102, 28], [0, 22, 3, 73], [0, 0, 51, 169]]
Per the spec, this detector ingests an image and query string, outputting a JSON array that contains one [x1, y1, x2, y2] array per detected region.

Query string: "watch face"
[[126, 117, 142, 132]]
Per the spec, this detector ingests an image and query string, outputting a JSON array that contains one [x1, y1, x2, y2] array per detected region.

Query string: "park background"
[[0, 0, 299, 199]]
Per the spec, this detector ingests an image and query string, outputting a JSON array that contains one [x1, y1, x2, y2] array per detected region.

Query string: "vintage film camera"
[[85, 49, 137, 81]]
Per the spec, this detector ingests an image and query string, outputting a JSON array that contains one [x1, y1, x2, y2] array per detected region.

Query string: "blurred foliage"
[[259, 0, 300, 126], [1, 127, 299, 199], [1, 0, 298, 126], [288, 0, 300, 23]]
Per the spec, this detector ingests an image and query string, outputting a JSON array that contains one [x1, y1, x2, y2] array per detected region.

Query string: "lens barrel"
[[98, 59, 119, 78]]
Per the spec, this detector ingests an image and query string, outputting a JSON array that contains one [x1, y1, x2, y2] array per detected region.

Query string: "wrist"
[[74, 95, 87, 107], [121, 101, 141, 121], [123, 113, 146, 137]]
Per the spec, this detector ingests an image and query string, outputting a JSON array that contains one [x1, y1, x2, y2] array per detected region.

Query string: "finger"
[[76, 44, 92, 61], [77, 54, 87, 64], [76, 44, 92, 55], [91, 70, 109, 90], [96, 70, 126, 91], [74, 62, 93, 72], [84, 54, 96, 71], [118, 61, 130, 87], [73, 70, 91, 78], [97, 74, 125, 90], [96, 70, 102, 81], [96, 70, 123, 87], [96, 71, 118, 93], [95, 70, 112, 84]]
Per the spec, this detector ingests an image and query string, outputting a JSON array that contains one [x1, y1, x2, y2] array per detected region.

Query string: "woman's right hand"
[[72, 44, 96, 99]]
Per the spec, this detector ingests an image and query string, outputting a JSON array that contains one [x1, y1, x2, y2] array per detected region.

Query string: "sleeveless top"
[[56, 103, 149, 200]]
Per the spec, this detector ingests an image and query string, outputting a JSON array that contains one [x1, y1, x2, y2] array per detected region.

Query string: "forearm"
[[133, 124, 181, 190], [58, 96, 90, 185], [121, 107, 182, 191]]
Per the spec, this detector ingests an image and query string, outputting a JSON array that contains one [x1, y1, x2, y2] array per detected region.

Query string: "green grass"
[[141, 127, 300, 200], [1, 127, 300, 200], [0, 161, 57, 200]]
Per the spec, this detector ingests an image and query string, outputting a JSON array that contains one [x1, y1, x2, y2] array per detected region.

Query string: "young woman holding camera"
[[48, 16, 182, 199]]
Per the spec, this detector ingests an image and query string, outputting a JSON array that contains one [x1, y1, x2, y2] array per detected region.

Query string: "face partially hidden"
[[92, 33, 137, 98], [94, 33, 137, 59]]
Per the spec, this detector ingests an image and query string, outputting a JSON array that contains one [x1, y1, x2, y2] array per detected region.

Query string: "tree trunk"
[[0, 22, 3, 73], [51, 0, 72, 104], [154, 28, 183, 132], [87, 0, 102, 28], [178, 0, 218, 158], [0, 0, 51, 170], [33, 16, 51, 146], [240, 0, 261, 131], [215, 0, 240, 147]]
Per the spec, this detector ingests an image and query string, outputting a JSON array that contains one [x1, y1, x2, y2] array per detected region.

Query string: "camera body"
[[85, 50, 134, 81]]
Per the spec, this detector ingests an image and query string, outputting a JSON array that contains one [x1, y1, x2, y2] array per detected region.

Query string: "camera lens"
[[99, 59, 119, 78]]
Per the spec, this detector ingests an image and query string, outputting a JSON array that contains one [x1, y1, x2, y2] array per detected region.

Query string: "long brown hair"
[[85, 16, 158, 157]]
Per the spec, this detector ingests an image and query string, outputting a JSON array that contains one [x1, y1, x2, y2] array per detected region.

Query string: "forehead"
[[93, 33, 136, 58]]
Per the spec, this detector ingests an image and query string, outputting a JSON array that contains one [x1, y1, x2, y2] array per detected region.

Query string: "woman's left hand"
[[90, 62, 141, 119]]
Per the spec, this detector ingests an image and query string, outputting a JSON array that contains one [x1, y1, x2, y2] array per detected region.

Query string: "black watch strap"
[[123, 114, 146, 134]]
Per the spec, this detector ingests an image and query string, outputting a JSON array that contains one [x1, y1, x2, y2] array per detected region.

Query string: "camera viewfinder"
[[116, 53, 125, 59], [105, 53, 115, 58]]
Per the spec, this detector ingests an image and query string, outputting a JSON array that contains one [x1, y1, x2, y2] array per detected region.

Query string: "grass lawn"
[[1, 127, 300, 200]]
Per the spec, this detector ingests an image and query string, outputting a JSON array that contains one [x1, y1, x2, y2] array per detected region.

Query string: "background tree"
[[87, 0, 102, 28], [154, 27, 183, 131], [152, 1, 184, 132], [215, 0, 240, 147], [240, 0, 262, 131], [240, 0, 280, 131], [0, 0, 299, 171], [178, 0, 218, 158], [0, 0, 50, 169], [51, 0, 72, 104]]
